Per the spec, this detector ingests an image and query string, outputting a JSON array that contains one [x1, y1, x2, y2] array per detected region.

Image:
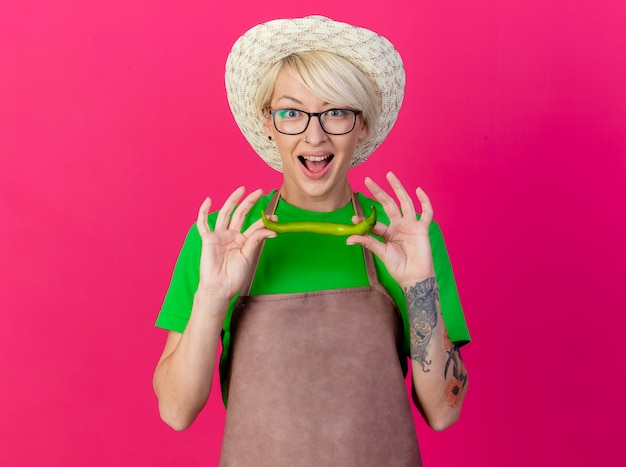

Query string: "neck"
[[279, 183, 353, 212]]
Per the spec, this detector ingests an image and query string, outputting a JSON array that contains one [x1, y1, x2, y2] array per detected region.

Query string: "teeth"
[[301, 155, 331, 162]]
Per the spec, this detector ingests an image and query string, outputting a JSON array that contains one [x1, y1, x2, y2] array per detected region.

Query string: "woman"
[[153, 16, 470, 466]]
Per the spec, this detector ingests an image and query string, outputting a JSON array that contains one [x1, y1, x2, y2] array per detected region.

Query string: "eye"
[[325, 109, 350, 118], [275, 109, 302, 120]]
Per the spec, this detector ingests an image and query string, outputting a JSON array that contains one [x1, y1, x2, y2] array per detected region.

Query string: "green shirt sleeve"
[[429, 221, 471, 346], [155, 224, 201, 333]]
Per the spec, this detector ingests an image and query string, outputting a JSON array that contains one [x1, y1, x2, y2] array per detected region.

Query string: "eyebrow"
[[274, 95, 331, 107]]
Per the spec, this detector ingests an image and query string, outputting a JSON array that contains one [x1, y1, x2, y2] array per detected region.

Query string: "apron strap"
[[351, 192, 380, 287], [240, 191, 280, 297], [240, 191, 380, 296]]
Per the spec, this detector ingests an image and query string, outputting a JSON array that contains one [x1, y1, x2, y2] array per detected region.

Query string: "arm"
[[152, 292, 230, 431], [405, 277, 468, 431], [153, 187, 276, 431], [347, 172, 468, 431]]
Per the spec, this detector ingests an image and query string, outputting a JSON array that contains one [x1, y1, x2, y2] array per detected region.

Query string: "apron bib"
[[219, 193, 422, 466]]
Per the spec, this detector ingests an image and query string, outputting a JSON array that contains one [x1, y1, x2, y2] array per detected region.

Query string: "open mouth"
[[298, 154, 334, 174]]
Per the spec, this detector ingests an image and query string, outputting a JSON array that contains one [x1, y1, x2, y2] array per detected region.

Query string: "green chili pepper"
[[261, 206, 377, 236]]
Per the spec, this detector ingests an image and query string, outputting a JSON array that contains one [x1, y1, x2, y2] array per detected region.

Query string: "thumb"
[[240, 228, 276, 259], [346, 234, 386, 259]]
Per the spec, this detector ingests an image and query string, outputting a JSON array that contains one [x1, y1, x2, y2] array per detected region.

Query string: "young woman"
[[153, 16, 470, 466]]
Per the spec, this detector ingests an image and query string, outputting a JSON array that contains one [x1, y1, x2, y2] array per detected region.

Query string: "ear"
[[262, 110, 274, 138], [357, 121, 369, 142]]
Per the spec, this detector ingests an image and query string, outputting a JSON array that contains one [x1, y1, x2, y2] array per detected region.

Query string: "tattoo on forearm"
[[443, 332, 468, 408], [404, 277, 438, 373]]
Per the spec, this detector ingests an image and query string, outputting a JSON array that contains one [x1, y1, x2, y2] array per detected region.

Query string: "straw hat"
[[225, 16, 405, 172]]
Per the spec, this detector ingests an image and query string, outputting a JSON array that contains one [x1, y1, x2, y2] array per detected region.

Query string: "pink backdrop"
[[2, 1, 625, 465]]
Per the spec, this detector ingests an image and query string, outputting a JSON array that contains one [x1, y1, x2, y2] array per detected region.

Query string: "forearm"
[[153, 289, 230, 431], [404, 277, 468, 431]]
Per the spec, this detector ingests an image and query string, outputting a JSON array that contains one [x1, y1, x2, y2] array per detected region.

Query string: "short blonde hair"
[[255, 50, 380, 135]]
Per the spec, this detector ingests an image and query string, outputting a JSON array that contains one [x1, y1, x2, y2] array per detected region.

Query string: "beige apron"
[[220, 193, 422, 466]]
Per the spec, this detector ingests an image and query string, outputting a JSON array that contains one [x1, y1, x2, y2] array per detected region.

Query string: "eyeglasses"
[[269, 108, 362, 136]]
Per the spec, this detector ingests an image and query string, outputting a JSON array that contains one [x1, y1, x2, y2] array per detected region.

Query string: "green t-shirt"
[[156, 191, 471, 400]]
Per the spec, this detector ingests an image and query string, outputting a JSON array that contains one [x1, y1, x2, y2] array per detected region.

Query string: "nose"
[[304, 115, 327, 144]]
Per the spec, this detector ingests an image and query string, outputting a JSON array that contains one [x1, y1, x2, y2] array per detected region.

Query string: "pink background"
[[1, 1, 625, 466]]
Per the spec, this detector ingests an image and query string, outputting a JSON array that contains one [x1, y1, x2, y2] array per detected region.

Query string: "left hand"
[[347, 171, 435, 288]]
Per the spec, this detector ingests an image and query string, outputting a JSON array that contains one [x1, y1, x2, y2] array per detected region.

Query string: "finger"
[[215, 186, 246, 230], [364, 176, 402, 220], [196, 197, 213, 237], [240, 223, 277, 259], [346, 233, 387, 259], [416, 187, 434, 224], [243, 216, 276, 236], [351, 216, 390, 238], [229, 188, 264, 231], [386, 171, 416, 218], [369, 221, 390, 238]]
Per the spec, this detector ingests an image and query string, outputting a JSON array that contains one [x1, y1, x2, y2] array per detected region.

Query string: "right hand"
[[196, 187, 276, 300]]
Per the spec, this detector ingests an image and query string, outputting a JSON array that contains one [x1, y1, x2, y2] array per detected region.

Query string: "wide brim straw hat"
[[225, 16, 405, 172]]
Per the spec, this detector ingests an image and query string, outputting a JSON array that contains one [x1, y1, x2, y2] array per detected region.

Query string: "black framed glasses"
[[269, 108, 362, 136]]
